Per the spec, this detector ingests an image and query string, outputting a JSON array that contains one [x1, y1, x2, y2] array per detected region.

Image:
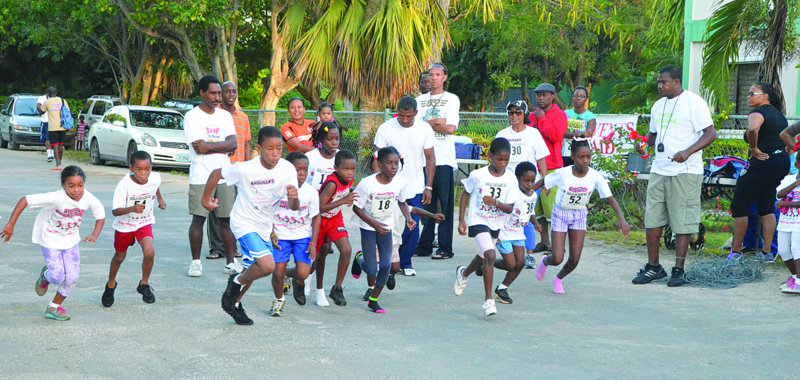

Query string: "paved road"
[[0, 148, 795, 379]]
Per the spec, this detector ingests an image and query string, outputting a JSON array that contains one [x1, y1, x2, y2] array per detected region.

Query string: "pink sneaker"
[[535, 256, 548, 281], [780, 277, 795, 291], [782, 281, 800, 294], [35, 266, 49, 296], [553, 276, 565, 294]]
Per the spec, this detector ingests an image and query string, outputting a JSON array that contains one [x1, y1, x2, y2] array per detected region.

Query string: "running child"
[[102, 151, 167, 307], [1, 166, 105, 321], [535, 138, 630, 293], [208, 127, 299, 325], [453, 137, 517, 317], [776, 155, 800, 293], [313, 149, 358, 307], [270, 151, 320, 315]]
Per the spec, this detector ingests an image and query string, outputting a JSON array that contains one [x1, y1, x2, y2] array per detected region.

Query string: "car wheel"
[[127, 141, 137, 164], [8, 130, 19, 150], [90, 138, 105, 165], [0, 129, 7, 149]]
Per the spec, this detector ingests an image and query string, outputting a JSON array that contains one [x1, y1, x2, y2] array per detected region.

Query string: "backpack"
[[60, 98, 74, 130]]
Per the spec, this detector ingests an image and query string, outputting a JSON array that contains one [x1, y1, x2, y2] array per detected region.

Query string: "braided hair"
[[310, 121, 343, 148]]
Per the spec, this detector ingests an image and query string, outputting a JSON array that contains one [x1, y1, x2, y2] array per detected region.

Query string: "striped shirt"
[[219, 105, 251, 163]]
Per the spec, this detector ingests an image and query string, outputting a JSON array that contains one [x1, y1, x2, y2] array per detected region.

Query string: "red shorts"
[[317, 214, 348, 251], [113, 224, 154, 253]]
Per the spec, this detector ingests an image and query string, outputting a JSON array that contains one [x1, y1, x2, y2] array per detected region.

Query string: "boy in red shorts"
[[102, 151, 166, 307], [312, 149, 357, 307]]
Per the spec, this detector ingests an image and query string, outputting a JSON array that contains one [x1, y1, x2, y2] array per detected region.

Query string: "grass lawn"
[[63, 150, 89, 163], [588, 229, 731, 255]]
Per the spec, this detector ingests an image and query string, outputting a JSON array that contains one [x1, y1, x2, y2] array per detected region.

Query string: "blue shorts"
[[237, 232, 273, 269], [274, 237, 312, 265], [40, 122, 49, 141], [497, 239, 525, 254]]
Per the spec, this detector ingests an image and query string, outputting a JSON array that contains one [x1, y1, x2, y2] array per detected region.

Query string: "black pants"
[[731, 151, 790, 217], [416, 165, 454, 255]]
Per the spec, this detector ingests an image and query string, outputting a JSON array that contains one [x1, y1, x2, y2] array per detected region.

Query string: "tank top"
[[319, 172, 353, 218]]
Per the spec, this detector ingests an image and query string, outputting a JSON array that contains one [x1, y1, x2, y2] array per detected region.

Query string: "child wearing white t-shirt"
[[535, 139, 630, 294], [102, 151, 166, 308], [776, 155, 800, 294], [1, 166, 105, 321], [270, 151, 320, 315]]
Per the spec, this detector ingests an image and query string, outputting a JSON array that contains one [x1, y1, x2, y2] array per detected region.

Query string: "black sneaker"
[[101, 281, 116, 307], [222, 274, 242, 313], [293, 280, 306, 305], [367, 299, 386, 313], [231, 303, 253, 325], [386, 274, 396, 290], [362, 288, 372, 301], [494, 286, 512, 304], [137, 283, 156, 304], [330, 285, 346, 306], [351, 251, 363, 279], [632, 264, 667, 284], [667, 267, 687, 287]]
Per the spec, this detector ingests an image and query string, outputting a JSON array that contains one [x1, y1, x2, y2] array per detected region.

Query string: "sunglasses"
[[747, 92, 765, 97], [507, 110, 524, 115]]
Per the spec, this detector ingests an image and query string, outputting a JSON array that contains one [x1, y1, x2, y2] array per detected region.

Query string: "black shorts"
[[731, 151, 790, 217], [468, 225, 499, 238], [48, 130, 66, 145]]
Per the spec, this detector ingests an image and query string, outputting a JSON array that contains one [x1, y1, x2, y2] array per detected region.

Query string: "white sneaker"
[[187, 259, 202, 277], [453, 266, 467, 296], [224, 260, 243, 275], [315, 288, 330, 307], [482, 299, 497, 316], [402, 268, 416, 276], [46, 149, 54, 162], [304, 275, 312, 296]]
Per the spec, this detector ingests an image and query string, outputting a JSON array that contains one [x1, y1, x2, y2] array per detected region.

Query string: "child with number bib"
[[776, 154, 800, 294], [535, 138, 630, 293]]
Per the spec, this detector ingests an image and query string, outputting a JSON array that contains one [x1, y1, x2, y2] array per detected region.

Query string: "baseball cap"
[[533, 83, 556, 94], [506, 100, 528, 113]]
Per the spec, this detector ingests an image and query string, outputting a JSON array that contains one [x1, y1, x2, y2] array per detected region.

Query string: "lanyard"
[[657, 91, 682, 148]]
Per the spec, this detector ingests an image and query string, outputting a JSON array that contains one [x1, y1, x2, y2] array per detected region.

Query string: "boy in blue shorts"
[[203, 127, 299, 325]]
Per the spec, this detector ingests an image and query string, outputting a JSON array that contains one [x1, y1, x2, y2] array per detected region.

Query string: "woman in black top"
[[729, 82, 790, 260]]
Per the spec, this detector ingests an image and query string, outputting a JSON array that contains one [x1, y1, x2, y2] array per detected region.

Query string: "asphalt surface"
[[0, 148, 796, 379]]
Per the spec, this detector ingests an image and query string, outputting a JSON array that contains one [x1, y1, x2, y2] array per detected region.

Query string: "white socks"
[[498, 284, 508, 290], [47, 149, 53, 157], [49, 302, 59, 308]]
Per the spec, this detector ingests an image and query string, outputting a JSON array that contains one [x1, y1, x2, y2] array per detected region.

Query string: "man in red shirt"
[[527, 83, 567, 253]]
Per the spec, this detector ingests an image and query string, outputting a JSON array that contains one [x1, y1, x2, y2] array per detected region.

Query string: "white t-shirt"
[[495, 126, 550, 173], [461, 166, 518, 230], [374, 117, 435, 196], [545, 166, 612, 210], [416, 91, 460, 168], [777, 174, 800, 232], [274, 182, 319, 240], [499, 189, 538, 241], [352, 174, 409, 231], [184, 107, 237, 185], [26, 189, 106, 250], [37, 95, 48, 123], [306, 148, 337, 191], [222, 158, 298, 241], [649, 90, 713, 176], [112, 172, 162, 232]]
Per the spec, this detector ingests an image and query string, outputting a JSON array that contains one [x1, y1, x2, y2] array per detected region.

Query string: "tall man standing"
[[185, 75, 240, 277], [206, 81, 252, 260], [414, 63, 459, 260], [632, 65, 716, 287]]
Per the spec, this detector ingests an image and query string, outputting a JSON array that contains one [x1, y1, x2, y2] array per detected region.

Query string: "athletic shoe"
[[386, 274, 396, 290], [35, 265, 49, 296], [315, 289, 330, 307], [482, 299, 497, 316], [224, 261, 243, 275], [755, 251, 776, 263], [631, 263, 667, 284], [304, 276, 312, 296], [188, 259, 203, 277], [725, 252, 743, 263], [536, 256, 548, 281], [231, 303, 253, 325], [367, 299, 386, 313], [269, 299, 286, 317], [401, 268, 416, 276], [780, 277, 795, 291], [282, 277, 291, 295], [494, 286, 512, 304], [101, 281, 116, 307], [524, 254, 537, 269], [45, 305, 70, 321], [782, 281, 800, 294], [532, 242, 550, 253], [221, 274, 241, 313], [47, 153, 54, 162], [330, 285, 346, 306], [667, 267, 687, 287], [293, 280, 306, 305], [351, 250, 363, 279], [137, 283, 156, 303], [453, 266, 468, 296], [362, 288, 372, 301], [553, 276, 565, 294]]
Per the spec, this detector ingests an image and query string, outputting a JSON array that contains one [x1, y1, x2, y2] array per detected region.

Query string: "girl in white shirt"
[[776, 155, 800, 293], [1, 166, 106, 321], [535, 139, 630, 294], [307, 121, 341, 190], [453, 137, 517, 317]]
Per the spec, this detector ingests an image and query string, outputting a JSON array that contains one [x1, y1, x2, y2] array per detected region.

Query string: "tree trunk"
[[521, 76, 530, 108], [140, 58, 153, 106], [358, 95, 385, 141], [149, 57, 170, 104], [258, 1, 301, 126], [758, 0, 788, 112], [297, 83, 321, 109]]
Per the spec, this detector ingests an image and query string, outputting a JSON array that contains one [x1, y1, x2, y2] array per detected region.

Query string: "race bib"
[[560, 186, 590, 210], [505, 200, 535, 230], [313, 168, 334, 189], [509, 141, 524, 160], [126, 194, 154, 220], [369, 193, 395, 220], [478, 182, 507, 218]]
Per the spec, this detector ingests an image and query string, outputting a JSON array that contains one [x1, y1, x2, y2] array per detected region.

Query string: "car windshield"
[[13, 98, 40, 116], [129, 110, 183, 130]]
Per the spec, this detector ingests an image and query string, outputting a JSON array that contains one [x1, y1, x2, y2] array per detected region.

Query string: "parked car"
[[163, 98, 201, 114], [87, 105, 190, 168], [0, 93, 75, 150], [78, 95, 122, 128]]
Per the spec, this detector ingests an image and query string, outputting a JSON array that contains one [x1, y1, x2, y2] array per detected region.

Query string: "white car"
[[88, 105, 191, 168]]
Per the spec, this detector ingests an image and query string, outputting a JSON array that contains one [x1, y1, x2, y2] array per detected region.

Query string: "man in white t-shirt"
[[373, 95, 435, 276], [37, 90, 54, 161], [184, 75, 239, 277], [632, 65, 716, 287], [415, 63, 459, 260]]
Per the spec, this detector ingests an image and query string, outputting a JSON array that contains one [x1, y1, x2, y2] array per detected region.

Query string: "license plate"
[[177, 154, 190, 162]]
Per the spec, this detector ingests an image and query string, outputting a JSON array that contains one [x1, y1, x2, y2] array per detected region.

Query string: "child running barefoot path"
[[102, 151, 167, 307], [1, 166, 105, 321], [209, 127, 299, 325], [535, 138, 630, 293]]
